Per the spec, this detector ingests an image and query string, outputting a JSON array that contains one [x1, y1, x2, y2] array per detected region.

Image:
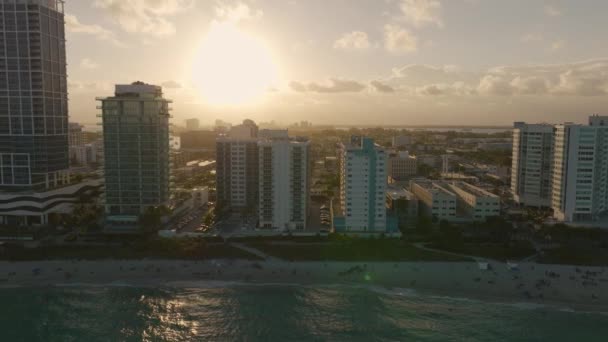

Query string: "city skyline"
[[66, 0, 608, 126]]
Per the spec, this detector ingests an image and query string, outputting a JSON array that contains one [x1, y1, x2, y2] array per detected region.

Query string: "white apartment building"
[[511, 122, 555, 207], [258, 136, 310, 230], [335, 137, 388, 233], [446, 182, 500, 221], [410, 179, 457, 221], [551, 116, 608, 223], [388, 151, 417, 181]]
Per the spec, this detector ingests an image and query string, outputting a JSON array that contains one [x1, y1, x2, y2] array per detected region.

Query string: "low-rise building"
[[445, 182, 500, 221], [0, 178, 103, 227], [392, 135, 413, 148], [386, 185, 418, 230], [388, 151, 417, 181], [409, 179, 457, 221]]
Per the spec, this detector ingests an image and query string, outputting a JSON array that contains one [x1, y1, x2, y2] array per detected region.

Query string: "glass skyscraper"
[[98, 82, 171, 225], [0, 0, 69, 191]]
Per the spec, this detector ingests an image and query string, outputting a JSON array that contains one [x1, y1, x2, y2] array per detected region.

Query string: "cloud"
[[93, 0, 194, 38], [553, 68, 608, 96], [398, 0, 443, 28], [80, 58, 100, 69], [370, 80, 395, 93], [161, 80, 182, 89], [384, 24, 417, 54], [64, 14, 124, 47], [477, 75, 514, 96], [333, 31, 371, 50], [416, 82, 475, 96], [290, 79, 367, 93], [510, 76, 549, 95], [68, 81, 113, 93], [521, 33, 543, 43], [544, 5, 562, 17], [289, 81, 308, 92], [215, 2, 263, 23]]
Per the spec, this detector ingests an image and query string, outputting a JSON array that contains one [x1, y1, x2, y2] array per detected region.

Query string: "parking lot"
[[170, 204, 214, 233]]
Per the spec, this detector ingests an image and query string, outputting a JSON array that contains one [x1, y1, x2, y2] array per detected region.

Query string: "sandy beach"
[[1, 259, 607, 310]]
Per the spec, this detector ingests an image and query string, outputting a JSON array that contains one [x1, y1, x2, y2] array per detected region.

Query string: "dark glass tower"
[[0, 0, 69, 192]]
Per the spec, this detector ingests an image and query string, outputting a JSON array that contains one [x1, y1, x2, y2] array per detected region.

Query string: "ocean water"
[[1, 284, 607, 341]]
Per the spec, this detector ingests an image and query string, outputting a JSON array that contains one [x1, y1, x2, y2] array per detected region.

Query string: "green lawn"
[[0, 238, 261, 261], [426, 241, 536, 261], [246, 240, 471, 262]]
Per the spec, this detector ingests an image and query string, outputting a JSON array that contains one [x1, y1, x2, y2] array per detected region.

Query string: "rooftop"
[[387, 185, 415, 200]]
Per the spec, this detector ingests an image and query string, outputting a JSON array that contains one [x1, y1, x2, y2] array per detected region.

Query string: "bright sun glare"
[[193, 23, 278, 106]]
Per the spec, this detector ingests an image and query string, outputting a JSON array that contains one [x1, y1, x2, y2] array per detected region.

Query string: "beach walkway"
[[229, 243, 282, 262], [413, 243, 490, 262]]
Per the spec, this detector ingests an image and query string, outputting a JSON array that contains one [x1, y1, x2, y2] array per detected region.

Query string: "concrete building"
[[258, 135, 310, 230], [324, 156, 337, 171], [70, 142, 100, 166], [0, 0, 70, 191], [169, 134, 181, 150], [410, 179, 457, 221], [551, 116, 608, 223], [386, 185, 418, 230], [0, 178, 102, 226], [185, 118, 200, 130], [216, 120, 259, 214], [334, 137, 392, 233], [511, 122, 554, 207], [69, 123, 84, 149], [392, 135, 412, 148], [446, 182, 500, 221], [259, 129, 288, 139], [98, 82, 171, 227], [388, 151, 417, 181], [180, 130, 217, 150]]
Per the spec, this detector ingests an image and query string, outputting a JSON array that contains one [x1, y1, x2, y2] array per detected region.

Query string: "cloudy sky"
[[65, 0, 608, 127]]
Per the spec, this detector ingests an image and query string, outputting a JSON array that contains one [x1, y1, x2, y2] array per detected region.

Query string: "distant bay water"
[[1, 284, 607, 341], [334, 127, 511, 134]]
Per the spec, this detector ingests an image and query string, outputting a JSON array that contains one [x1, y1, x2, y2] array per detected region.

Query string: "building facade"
[[334, 137, 389, 233], [258, 136, 310, 230], [216, 120, 259, 214], [386, 185, 418, 230], [410, 179, 457, 221], [446, 181, 500, 221], [185, 118, 199, 130], [98, 82, 171, 224], [511, 122, 554, 207], [388, 151, 417, 181], [0, 0, 69, 191], [551, 116, 608, 223]]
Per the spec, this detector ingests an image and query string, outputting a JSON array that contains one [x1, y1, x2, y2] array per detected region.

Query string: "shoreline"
[[1, 259, 607, 311]]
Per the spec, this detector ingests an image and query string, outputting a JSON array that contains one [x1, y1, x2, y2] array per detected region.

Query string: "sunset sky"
[[65, 0, 608, 127]]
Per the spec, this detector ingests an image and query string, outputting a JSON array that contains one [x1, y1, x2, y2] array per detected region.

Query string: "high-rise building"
[[0, 0, 69, 191], [68, 122, 83, 148], [551, 116, 608, 223], [258, 134, 310, 230], [98, 82, 171, 226], [216, 119, 259, 214], [511, 122, 554, 207], [185, 118, 199, 130], [334, 136, 389, 233]]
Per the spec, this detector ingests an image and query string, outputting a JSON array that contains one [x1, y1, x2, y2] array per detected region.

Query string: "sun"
[[192, 22, 278, 106]]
